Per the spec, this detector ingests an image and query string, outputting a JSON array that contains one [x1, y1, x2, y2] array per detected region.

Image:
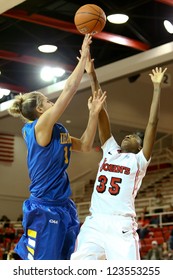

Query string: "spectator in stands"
[[154, 188, 164, 213], [137, 212, 151, 239], [169, 228, 173, 251], [0, 215, 10, 228], [147, 240, 162, 260], [160, 241, 172, 260], [142, 206, 149, 215], [163, 204, 173, 223], [150, 214, 159, 226], [7, 242, 21, 260], [4, 224, 15, 240], [7, 251, 21, 260], [17, 214, 23, 222], [0, 227, 4, 243]]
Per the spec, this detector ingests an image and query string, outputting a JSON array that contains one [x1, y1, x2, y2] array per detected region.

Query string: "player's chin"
[[121, 141, 130, 149]]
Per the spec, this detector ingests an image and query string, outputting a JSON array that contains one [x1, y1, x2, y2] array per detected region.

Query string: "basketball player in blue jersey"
[[71, 53, 167, 260], [8, 34, 107, 260]]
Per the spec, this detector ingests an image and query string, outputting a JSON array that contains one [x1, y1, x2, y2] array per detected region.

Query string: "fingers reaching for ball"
[[79, 34, 92, 59]]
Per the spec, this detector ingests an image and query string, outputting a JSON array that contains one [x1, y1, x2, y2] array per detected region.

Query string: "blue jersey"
[[22, 120, 72, 201], [15, 120, 79, 260]]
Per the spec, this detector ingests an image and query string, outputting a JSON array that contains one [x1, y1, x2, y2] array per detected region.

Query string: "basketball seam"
[[87, 4, 102, 14], [76, 19, 104, 27], [75, 12, 105, 21], [90, 20, 101, 33]]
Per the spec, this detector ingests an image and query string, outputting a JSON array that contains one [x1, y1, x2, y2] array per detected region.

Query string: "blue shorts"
[[14, 196, 80, 260]]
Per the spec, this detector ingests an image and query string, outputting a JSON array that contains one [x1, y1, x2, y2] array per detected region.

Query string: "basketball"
[[74, 4, 106, 35]]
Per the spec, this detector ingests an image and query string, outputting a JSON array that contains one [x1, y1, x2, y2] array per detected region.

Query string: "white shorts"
[[71, 213, 140, 260]]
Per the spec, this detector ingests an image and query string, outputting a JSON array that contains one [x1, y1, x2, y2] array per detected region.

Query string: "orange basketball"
[[74, 4, 106, 35]]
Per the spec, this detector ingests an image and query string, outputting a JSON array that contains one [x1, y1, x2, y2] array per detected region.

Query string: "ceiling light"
[[0, 88, 10, 95], [38, 44, 58, 53], [164, 20, 173, 34], [107, 14, 129, 24], [52, 67, 65, 77], [40, 66, 65, 82], [0, 88, 10, 99], [40, 67, 54, 82]]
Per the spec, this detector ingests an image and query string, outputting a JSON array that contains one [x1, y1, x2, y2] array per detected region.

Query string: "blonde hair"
[[8, 91, 44, 121]]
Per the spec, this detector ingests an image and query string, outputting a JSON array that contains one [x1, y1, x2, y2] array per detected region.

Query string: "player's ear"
[[36, 106, 43, 114]]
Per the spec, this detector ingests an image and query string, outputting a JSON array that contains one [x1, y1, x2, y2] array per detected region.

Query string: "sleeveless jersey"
[[90, 136, 150, 217], [22, 120, 72, 201]]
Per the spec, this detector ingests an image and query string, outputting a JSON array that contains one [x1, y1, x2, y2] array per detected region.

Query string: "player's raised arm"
[[35, 34, 92, 146], [85, 52, 111, 146], [71, 90, 107, 152], [142, 67, 167, 160]]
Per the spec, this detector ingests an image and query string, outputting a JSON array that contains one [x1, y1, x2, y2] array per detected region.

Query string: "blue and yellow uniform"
[[15, 120, 79, 260]]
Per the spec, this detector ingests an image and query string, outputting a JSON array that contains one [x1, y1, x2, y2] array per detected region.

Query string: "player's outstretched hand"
[[88, 89, 107, 114], [80, 34, 92, 59], [149, 67, 167, 85]]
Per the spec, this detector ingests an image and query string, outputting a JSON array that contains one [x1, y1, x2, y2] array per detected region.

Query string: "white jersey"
[[90, 136, 150, 217]]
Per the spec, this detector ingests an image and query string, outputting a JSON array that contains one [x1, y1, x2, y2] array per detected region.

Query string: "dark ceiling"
[[0, 0, 173, 95]]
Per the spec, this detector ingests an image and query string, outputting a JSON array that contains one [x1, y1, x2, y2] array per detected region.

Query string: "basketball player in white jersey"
[[71, 53, 167, 260]]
